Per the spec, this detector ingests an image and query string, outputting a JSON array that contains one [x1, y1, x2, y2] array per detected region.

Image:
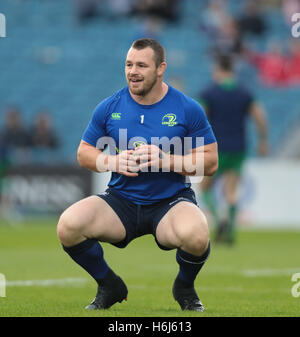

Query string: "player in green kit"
[[199, 55, 268, 244]]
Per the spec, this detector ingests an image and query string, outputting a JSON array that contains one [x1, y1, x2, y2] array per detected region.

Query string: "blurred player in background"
[[199, 54, 268, 245], [57, 38, 218, 312]]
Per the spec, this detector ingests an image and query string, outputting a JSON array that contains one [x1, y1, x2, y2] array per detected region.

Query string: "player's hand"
[[134, 145, 169, 172], [109, 150, 139, 177]]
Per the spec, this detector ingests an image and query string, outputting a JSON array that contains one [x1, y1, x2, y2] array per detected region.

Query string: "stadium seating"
[[0, 0, 299, 163]]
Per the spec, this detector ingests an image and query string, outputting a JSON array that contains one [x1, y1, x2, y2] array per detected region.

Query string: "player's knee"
[[57, 211, 82, 244], [190, 233, 209, 256], [180, 223, 209, 256]]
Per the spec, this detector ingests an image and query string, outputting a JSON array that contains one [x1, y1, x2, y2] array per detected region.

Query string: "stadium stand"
[[0, 0, 299, 164]]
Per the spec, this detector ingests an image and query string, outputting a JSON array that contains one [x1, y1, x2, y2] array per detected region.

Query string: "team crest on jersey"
[[133, 141, 147, 148], [162, 113, 178, 127], [111, 112, 121, 120]]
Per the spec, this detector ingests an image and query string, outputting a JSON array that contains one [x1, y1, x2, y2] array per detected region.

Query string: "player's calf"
[[173, 242, 211, 312]]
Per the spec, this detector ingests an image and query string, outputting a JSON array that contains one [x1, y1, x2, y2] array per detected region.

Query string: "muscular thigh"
[[156, 201, 209, 249], [61, 195, 126, 243]]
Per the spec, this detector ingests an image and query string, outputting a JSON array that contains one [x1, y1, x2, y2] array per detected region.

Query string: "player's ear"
[[157, 62, 167, 76]]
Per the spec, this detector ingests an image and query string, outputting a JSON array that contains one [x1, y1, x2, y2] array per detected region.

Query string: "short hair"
[[216, 54, 234, 72], [131, 38, 166, 67]]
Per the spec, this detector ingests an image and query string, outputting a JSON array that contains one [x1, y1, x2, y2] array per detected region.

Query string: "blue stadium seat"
[[0, 0, 299, 163]]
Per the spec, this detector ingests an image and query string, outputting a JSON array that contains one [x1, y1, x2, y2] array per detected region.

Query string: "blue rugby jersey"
[[82, 85, 216, 205]]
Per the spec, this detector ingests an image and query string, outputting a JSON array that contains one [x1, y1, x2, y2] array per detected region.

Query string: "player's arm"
[[249, 102, 268, 156], [77, 140, 104, 172], [79, 98, 140, 177], [77, 140, 139, 177], [135, 142, 218, 177], [169, 141, 218, 176]]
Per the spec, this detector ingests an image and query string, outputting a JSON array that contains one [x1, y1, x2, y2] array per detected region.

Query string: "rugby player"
[[199, 54, 268, 244], [57, 38, 218, 311]]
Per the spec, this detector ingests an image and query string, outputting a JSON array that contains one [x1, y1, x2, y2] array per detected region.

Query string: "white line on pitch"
[[205, 266, 300, 277], [242, 267, 300, 277], [6, 278, 88, 287]]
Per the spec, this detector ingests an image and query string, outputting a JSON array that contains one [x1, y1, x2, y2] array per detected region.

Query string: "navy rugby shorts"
[[97, 187, 198, 250]]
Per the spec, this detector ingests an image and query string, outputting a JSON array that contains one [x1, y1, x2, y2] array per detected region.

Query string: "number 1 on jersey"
[[140, 115, 144, 124]]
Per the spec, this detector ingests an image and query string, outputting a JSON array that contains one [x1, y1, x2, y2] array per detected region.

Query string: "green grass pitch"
[[0, 218, 299, 317]]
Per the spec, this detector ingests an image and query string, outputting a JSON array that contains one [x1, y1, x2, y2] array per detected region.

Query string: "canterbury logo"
[[162, 113, 178, 127], [111, 112, 121, 120]]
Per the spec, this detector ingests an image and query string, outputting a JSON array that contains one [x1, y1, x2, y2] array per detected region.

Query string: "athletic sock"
[[62, 239, 110, 285], [228, 204, 237, 241], [176, 242, 211, 286]]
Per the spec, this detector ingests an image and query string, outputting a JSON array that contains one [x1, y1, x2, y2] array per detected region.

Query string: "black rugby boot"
[[85, 269, 128, 310], [172, 276, 204, 312]]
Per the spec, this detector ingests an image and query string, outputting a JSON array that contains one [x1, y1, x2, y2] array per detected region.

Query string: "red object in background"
[[247, 50, 289, 86], [285, 50, 300, 85], [246, 42, 300, 87]]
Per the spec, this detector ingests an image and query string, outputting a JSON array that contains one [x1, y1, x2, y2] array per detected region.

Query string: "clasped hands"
[[111, 145, 169, 177]]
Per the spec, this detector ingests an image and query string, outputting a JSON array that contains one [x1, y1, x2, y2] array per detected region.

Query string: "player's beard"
[[128, 73, 158, 97]]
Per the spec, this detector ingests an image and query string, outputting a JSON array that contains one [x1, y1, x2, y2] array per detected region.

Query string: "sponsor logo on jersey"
[[162, 113, 178, 127], [133, 141, 147, 148]]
